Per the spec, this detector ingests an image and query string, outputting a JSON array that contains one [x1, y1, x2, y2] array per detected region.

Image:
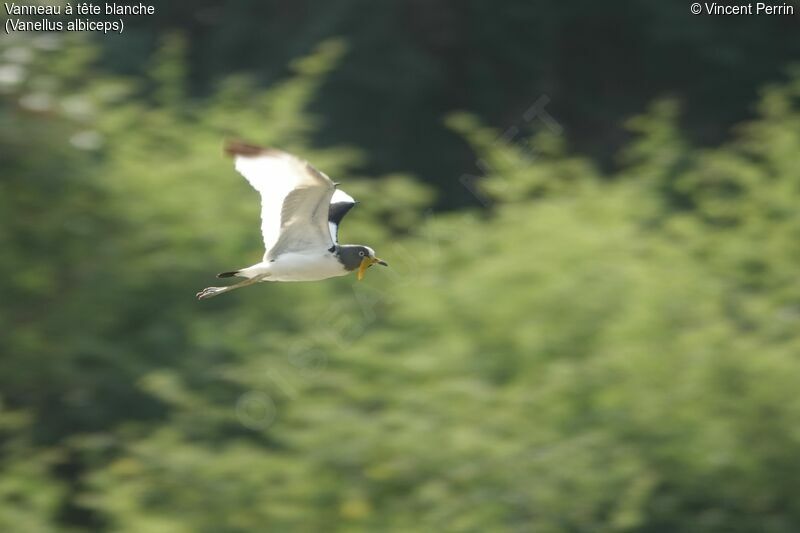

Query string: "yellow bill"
[[357, 256, 388, 281]]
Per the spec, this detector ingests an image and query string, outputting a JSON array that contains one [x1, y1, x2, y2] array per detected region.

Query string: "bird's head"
[[339, 245, 388, 280]]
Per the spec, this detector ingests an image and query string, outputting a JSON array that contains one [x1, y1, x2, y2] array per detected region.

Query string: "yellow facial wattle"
[[357, 257, 372, 281]]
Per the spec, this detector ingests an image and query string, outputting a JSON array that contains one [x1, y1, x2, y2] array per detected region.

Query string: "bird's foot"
[[196, 286, 228, 300]]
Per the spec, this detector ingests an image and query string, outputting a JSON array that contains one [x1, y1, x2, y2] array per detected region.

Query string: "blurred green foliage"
[[3, 25, 800, 533], [96, 0, 800, 207]]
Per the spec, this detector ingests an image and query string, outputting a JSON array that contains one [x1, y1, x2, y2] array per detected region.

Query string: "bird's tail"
[[217, 270, 241, 279]]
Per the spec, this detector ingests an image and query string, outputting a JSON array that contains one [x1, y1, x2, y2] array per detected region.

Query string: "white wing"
[[226, 142, 336, 260], [328, 188, 357, 244]]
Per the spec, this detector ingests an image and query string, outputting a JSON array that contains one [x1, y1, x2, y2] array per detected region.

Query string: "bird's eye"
[[359, 251, 365, 257]]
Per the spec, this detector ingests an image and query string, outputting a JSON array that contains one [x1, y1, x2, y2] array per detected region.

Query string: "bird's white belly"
[[262, 251, 348, 282]]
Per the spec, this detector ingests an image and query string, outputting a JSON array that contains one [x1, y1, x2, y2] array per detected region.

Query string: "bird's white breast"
[[260, 251, 348, 282]]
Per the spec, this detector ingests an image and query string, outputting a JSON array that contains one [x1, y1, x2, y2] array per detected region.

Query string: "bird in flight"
[[197, 141, 388, 300]]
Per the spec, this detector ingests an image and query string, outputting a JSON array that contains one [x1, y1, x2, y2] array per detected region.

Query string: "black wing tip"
[[224, 139, 284, 159], [329, 201, 356, 225], [216, 270, 240, 278]]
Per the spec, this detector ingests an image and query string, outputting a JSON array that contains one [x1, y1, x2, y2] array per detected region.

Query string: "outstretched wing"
[[225, 141, 336, 260], [328, 189, 357, 244]]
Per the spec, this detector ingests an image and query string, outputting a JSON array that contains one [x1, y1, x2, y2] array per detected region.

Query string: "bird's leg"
[[196, 274, 267, 300]]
